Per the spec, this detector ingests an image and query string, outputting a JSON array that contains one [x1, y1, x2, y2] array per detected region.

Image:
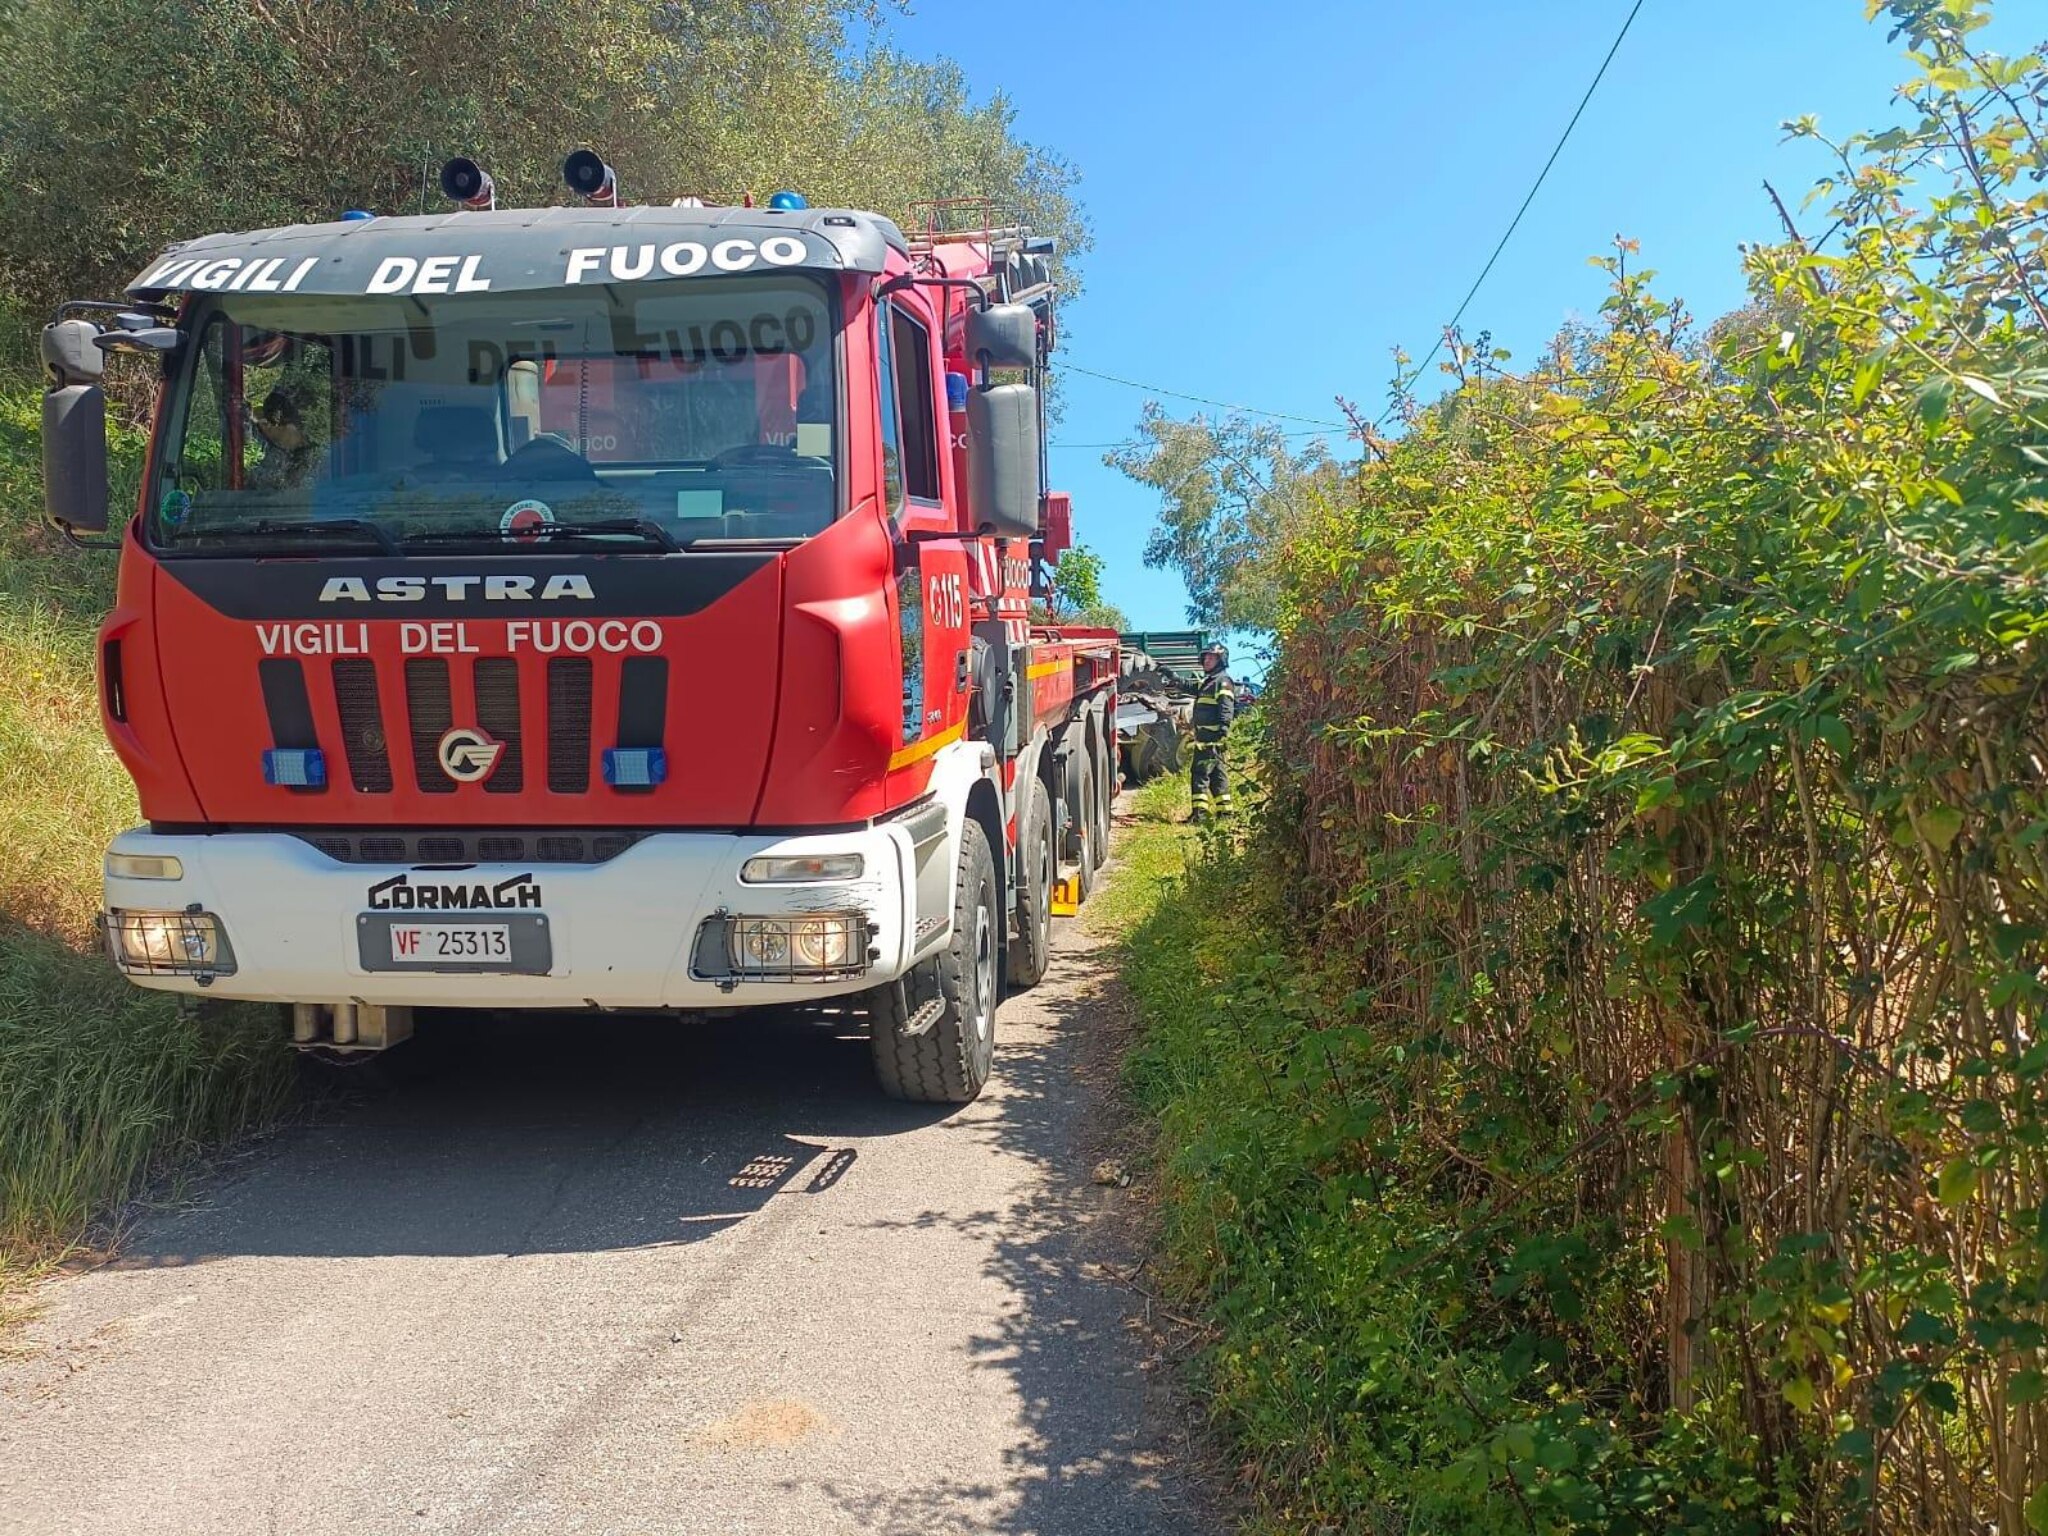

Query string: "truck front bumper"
[[100, 825, 920, 1010]]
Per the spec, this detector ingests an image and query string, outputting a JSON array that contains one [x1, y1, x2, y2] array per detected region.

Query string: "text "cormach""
[[367, 873, 543, 910]]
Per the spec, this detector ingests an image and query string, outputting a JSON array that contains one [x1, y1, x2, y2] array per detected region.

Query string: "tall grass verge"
[[1087, 772, 1195, 936], [0, 367, 291, 1283], [0, 930, 293, 1271]]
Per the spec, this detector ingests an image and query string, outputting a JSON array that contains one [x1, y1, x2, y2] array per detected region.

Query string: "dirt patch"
[[1057, 845, 1240, 1523], [692, 1396, 840, 1451]]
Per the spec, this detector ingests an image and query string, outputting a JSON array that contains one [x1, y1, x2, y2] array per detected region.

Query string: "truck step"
[[901, 995, 948, 1037]]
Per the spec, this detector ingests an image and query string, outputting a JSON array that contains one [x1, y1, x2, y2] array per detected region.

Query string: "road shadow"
[[795, 926, 1213, 1534], [113, 1006, 949, 1265]]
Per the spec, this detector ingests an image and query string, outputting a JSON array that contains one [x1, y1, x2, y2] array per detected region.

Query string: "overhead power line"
[[1062, 363, 1346, 428], [1378, 0, 1647, 426], [1050, 425, 1335, 451]]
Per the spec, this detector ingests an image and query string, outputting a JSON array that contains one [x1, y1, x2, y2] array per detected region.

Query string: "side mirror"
[[964, 303, 1037, 371], [100, 326, 180, 354], [44, 382, 111, 534], [42, 317, 105, 381], [965, 382, 1041, 539]]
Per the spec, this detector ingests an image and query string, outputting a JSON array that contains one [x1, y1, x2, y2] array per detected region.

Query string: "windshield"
[[151, 276, 838, 552]]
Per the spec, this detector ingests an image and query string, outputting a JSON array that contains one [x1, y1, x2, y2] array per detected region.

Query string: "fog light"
[[105, 907, 235, 977], [105, 852, 184, 880], [740, 853, 863, 883]]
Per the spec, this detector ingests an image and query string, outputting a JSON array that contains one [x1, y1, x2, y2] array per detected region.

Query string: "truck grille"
[[546, 658, 593, 794], [404, 659, 457, 794], [292, 829, 648, 864], [292, 653, 632, 798], [473, 658, 525, 795], [331, 659, 394, 793]]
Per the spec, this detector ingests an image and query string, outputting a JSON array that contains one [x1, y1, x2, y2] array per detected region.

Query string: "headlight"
[[105, 852, 184, 880], [725, 913, 864, 977], [791, 917, 852, 969], [740, 853, 864, 883], [735, 920, 792, 969], [105, 908, 235, 977]]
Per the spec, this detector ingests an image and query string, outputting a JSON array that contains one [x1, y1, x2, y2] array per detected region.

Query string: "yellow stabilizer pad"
[[1051, 875, 1082, 917]]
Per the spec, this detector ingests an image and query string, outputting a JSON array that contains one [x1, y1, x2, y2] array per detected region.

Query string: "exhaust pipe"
[[563, 149, 620, 207], [439, 156, 495, 211]]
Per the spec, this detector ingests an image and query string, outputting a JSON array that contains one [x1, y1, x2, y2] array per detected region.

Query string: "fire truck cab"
[[41, 159, 1118, 1103]]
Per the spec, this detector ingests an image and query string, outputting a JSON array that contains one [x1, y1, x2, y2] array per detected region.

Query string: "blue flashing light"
[[945, 372, 970, 412], [766, 190, 808, 212], [341, 209, 377, 221], [603, 747, 668, 789], [262, 748, 328, 789]]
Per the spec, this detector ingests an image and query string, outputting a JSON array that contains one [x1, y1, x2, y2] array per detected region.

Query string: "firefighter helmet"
[[1201, 641, 1228, 670]]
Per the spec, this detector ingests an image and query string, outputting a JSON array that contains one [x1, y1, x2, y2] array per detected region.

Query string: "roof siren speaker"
[[563, 150, 619, 207], [439, 157, 495, 211]]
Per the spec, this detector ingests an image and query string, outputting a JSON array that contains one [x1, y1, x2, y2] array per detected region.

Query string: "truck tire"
[[869, 819, 999, 1103], [1157, 718, 1185, 774], [1091, 732, 1114, 865], [1007, 778, 1054, 989], [1070, 753, 1098, 900], [1122, 730, 1154, 786]]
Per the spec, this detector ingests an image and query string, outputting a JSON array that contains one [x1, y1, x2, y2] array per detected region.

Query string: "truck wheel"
[[1091, 734, 1114, 865], [1007, 779, 1054, 989], [1158, 720, 1185, 774], [1070, 754, 1097, 900], [869, 819, 999, 1103]]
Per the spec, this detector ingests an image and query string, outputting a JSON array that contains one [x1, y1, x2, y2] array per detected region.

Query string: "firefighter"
[[248, 384, 321, 489], [1189, 640, 1237, 821]]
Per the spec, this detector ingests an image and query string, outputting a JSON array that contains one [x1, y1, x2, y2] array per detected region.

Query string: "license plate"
[[389, 922, 509, 963], [357, 912, 551, 974]]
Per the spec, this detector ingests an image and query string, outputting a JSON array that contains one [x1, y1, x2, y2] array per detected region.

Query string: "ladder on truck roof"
[[907, 197, 1056, 308]]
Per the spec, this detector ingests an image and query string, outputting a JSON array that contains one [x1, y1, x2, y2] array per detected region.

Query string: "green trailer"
[[1114, 630, 1206, 785]]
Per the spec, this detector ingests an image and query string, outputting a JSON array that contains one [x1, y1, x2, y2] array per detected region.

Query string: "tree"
[[1044, 544, 1126, 630], [1107, 405, 1337, 632], [0, 0, 1086, 311]]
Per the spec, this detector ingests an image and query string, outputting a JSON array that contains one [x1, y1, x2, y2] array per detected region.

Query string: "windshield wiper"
[[194, 518, 403, 557], [404, 518, 680, 553], [521, 518, 680, 552]]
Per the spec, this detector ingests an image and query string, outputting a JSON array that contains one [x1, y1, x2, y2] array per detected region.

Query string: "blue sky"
[[868, 0, 2039, 644]]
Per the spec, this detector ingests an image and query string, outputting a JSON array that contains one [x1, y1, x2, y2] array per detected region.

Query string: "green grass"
[[1088, 772, 1196, 936], [0, 364, 293, 1284], [0, 931, 293, 1275], [0, 571, 132, 942], [1116, 845, 1441, 1532]]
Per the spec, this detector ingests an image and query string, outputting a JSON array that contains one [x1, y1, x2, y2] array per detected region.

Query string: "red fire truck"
[[40, 156, 1118, 1102]]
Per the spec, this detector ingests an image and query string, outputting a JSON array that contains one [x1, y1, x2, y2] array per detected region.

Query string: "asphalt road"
[[1, 887, 1206, 1535]]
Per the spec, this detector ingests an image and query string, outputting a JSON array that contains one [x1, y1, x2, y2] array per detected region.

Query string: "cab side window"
[[876, 308, 904, 515], [888, 306, 940, 503]]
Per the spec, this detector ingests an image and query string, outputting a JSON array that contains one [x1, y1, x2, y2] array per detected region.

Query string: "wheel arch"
[[964, 775, 1007, 934]]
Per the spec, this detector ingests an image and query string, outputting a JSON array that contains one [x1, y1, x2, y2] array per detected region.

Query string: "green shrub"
[[1128, 6, 2048, 1530]]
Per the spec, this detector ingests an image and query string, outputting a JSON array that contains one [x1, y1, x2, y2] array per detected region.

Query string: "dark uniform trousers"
[[1189, 671, 1236, 818]]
